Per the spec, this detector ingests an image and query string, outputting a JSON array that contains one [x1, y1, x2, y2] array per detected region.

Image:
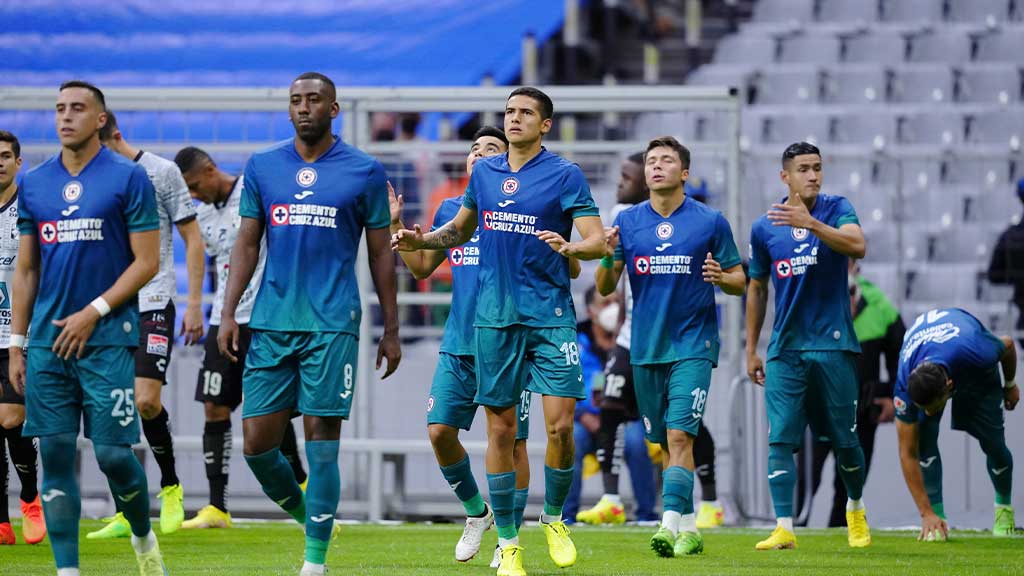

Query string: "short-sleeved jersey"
[[462, 148, 599, 329], [135, 151, 197, 313], [239, 138, 389, 334], [894, 308, 1006, 422], [748, 193, 861, 360], [610, 203, 635, 350], [614, 198, 741, 366], [18, 147, 159, 347], [196, 176, 264, 326], [432, 196, 480, 356], [0, 193, 19, 349]]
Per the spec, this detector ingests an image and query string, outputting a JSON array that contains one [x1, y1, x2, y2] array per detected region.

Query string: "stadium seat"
[[899, 223, 935, 262], [957, 64, 1022, 104], [832, 112, 896, 148], [907, 31, 973, 64], [753, 0, 815, 23], [761, 112, 831, 144], [822, 65, 889, 104], [965, 187, 1021, 225], [779, 34, 842, 64], [817, 0, 880, 23], [967, 109, 1024, 147], [890, 65, 955, 103], [843, 30, 908, 63], [979, 278, 1015, 303], [862, 224, 928, 264], [946, 156, 1015, 189], [976, 27, 1024, 62], [908, 265, 981, 303], [948, 0, 1012, 23], [899, 185, 967, 225], [686, 64, 754, 91], [827, 157, 874, 192], [858, 262, 901, 301], [874, 157, 944, 191], [752, 67, 821, 105], [846, 185, 896, 225], [880, 0, 945, 23], [713, 35, 778, 65], [898, 111, 966, 146], [930, 224, 998, 262]]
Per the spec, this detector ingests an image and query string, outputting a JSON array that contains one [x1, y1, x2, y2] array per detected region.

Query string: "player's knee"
[[93, 443, 139, 477], [546, 418, 573, 447], [39, 433, 77, 470], [0, 403, 25, 428], [205, 402, 231, 422], [427, 424, 459, 449], [137, 399, 162, 420]]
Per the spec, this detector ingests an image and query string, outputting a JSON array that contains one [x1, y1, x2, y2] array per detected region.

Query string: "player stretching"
[[219, 72, 401, 576], [895, 307, 1018, 540], [12, 81, 167, 575], [174, 146, 307, 530], [746, 142, 870, 550], [595, 136, 744, 557], [86, 110, 205, 538], [0, 131, 45, 546], [394, 87, 608, 576]]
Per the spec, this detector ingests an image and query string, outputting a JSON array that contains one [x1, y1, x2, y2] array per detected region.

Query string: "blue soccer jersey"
[[894, 308, 1006, 422], [748, 194, 861, 359], [462, 148, 599, 329], [17, 147, 158, 347], [433, 196, 480, 356], [239, 138, 390, 334], [614, 199, 740, 366]]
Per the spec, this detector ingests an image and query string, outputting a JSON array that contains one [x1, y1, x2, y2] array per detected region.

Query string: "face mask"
[[598, 302, 620, 333]]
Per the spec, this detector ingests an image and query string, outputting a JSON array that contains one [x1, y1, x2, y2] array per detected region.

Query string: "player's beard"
[[295, 118, 331, 146]]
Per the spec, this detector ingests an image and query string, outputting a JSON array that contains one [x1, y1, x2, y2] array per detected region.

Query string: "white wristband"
[[90, 297, 112, 317], [9, 334, 25, 349], [1006, 380, 1017, 390]]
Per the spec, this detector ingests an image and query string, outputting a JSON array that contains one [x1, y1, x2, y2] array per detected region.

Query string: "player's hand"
[[580, 411, 600, 434], [768, 202, 816, 230], [703, 252, 723, 285], [918, 512, 949, 542], [217, 316, 240, 363], [51, 306, 101, 360], [873, 397, 895, 423], [535, 230, 571, 256], [376, 331, 401, 379], [1005, 385, 1020, 411], [181, 303, 205, 346], [604, 226, 620, 257], [391, 225, 424, 252], [747, 352, 766, 386], [387, 181, 403, 226], [8, 348, 25, 396]]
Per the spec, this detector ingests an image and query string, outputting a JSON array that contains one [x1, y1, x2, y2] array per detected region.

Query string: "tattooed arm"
[[392, 206, 477, 252]]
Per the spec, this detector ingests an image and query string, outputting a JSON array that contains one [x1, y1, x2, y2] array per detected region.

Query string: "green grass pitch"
[[3, 520, 1023, 575]]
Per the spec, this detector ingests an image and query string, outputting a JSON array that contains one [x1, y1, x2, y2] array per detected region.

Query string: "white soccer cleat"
[[299, 561, 326, 575], [455, 504, 494, 562], [490, 544, 501, 568]]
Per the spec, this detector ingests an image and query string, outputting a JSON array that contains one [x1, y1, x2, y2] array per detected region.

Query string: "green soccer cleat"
[[650, 526, 677, 558], [542, 519, 576, 568], [994, 506, 1016, 537], [135, 538, 169, 576], [87, 512, 131, 540], [157, 484, 184, 534], [673, 531, 704, 556]]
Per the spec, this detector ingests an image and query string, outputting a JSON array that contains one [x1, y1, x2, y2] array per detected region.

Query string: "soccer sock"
[[94, 443, 152, 537], [834, 445, 866, 501], [0, 428, 9, 523], [663, 466, 695, 533], [244, 448, 305, 524], [304, 440, 340, 564], [487, 471, 517, 542], [541, 465, 574, 521], [984, 444, 1013, 505], [203, 420, 231, 512], [693, 426, 718, 502], [131, 530, 157, 554], [141, 408, 179, 488], [281, 422, 308, 485], [932, 502, 946, 519], [56, 569, 80, 576], [768, 445, 796, 519], [598, 412, 626, 496], [39, 433, 81, 569], [514, 487, 529, 529], [920, 454, 944, 509], [439, 455, 485, 517], [6, 424, 39, 503]]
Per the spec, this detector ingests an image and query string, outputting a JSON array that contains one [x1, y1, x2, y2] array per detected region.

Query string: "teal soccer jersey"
[[433, 196, 479, 356], [239, 138, 390, 333], [17, 147, 158, 347], [462, 148, 599, 329], [748, 194, 861, 360], [613, 199, 741, 366]]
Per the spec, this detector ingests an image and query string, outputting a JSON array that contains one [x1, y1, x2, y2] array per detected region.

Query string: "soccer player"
[[746, 141, 870, 550], [12, 81, 167, 575], [394, 86, 609, 576], [0, 131, 45, 546], [894, 307, 1018, 539], [174, 146, 308, 530], [595, 136, 745, 557], [83, 110, 204, 538], [218, 72, 401, 576]]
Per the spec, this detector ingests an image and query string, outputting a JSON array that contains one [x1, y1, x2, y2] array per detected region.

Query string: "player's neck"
[[507, 140, 542, 172], [61, 136, 102, 176], [217, 172, 236, 203], [649, 187, 685, 217], [294, 133, 336, 163], [0, 182, 16, 207]]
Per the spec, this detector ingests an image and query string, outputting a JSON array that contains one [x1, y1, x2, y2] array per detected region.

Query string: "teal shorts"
[[765, 350, 859, 449], [242, 330, 358, 419], [427, 352, 531, 440], [23, 346, 139, 445], [633, 359, 713, 443], [474, 325, 583, 408]]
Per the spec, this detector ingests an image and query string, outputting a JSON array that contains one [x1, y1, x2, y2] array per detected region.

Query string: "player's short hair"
[[508, 87, 553, 120], [472, 125, 508, 147], [59, 80, 106, 108], [0, 131, 21, 158], [907, 362, 948, 407], [782, 141, 821, 168], [174, 146, 213, 174], [98, 109, 119, 141], [293, 72, 337, 101], [628, 152, 645, 165], [645, 136, 691, 170]]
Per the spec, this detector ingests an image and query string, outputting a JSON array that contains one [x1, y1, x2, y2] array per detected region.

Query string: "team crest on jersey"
[[39, 222, 58, 244], [775, 260, 793, 278], [62, 181, 83, 203], [791, 227, 809, 241], [894, 396, 906, 415], [501, 177, 519, 196], [426, 395, 435, 413], [643, 416, 652, 434], [296, 168, 317, 188], [147, 334, 169, 357], [656, 222, 674, 240], [270, 204, 290, 226], [634, 256, 651, 275], [450, 247, 465, 266]]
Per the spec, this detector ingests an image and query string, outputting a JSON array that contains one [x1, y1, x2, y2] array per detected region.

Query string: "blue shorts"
[[242, 330, 358, 419], [765, 350, 859, 449], [23, 346, 139, 445], [474, 325, 583, 408], [633, 359, 713, 443], [428, 352, 531, 440]]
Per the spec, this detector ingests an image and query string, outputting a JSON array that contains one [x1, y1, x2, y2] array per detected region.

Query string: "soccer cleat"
[[649, 526, 677, 558], [0, 522, 15, 545], [181, 504, 232, 529], [575, 496, 626, 525], [695, 502, 724, 529], [542, 520, 576, 568], [157, 484, 184, 535], [20, 495, 47, 544], [673, 531, 704, 555], [490, 544, 501, 568], [755, 526, 797, 550], [299, 479, 308, 494], [846, 509, 871, 548], [497, 545, 527, 576], [455, 504, 493, 562], [994, 506, 1016, 537], [87, 512, 131, 540], [135, 539, 169, 576], [299, 562, 326, 576]]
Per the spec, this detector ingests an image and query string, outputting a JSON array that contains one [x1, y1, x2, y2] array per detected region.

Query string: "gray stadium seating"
[[930, 224, 999, 262], [965, 188, 1021, 225], [832, 112, 897, 147], [779, 34, 842, 63], [847, 185, 897, 225], [957, 64, 1022, 104], [890, 65, 955, 103], [899, 186, 966, 224], [908, 30, 973, 64], [761, 112, 832, 144], [898, 110, 966, 146], [874, 157, 945, 191], [947, 0, 1013, 23], [753, 67, 821, 104], [976, 28, 1024, 62], [753, 0, 815, 22], [818, 0, 880, 23], [880, 0, 945, 23], [822, 65, 889, 104], [713, 34, 778, 65], [827, 157, 874, 192], [842, 30, 908, 63], [946, 156, 1015, 189], [967, 109, 1024, 146], [908, 266, 981, 302]]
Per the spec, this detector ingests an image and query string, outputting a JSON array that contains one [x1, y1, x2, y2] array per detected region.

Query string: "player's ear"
[[680, 168, 690, 183], [330, 100, 340, 120], [540, 117, 552, 135]]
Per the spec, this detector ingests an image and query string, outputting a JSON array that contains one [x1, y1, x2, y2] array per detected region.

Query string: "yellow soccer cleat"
[[695, 501, 724, 529], [755, 526, 797, 550], [135, 536, 168, 576], [181, 504, 232, 529], [86, 512, 131, 540], [299, 479, 308, 494], [157, 484, 184, 535], [542, 520, 577, 568], [846, 508, 871, 548], [497, 545, 527, 576], [575, 495, 626, 525]]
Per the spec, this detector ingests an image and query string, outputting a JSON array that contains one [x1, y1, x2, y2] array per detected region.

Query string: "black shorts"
[[0, 350, 22, 405], [195, 324, 250, 410], [600, 344, 638, 419], [135, 302, 176, 382]]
